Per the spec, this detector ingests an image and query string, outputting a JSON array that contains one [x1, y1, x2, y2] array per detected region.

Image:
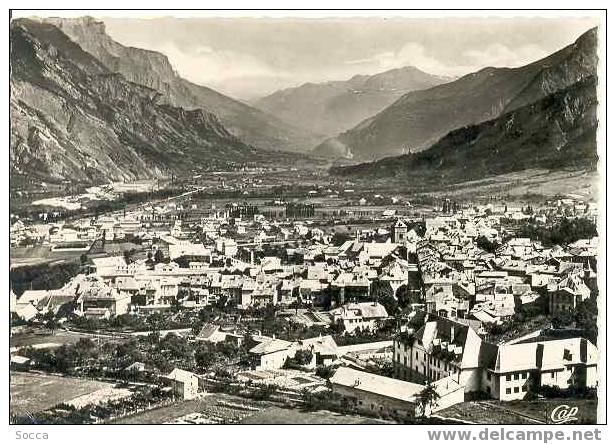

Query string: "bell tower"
[[394, 219, 407, 244]]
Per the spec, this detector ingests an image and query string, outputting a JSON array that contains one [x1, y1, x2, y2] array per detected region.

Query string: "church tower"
[[394, 219, 407, 244]]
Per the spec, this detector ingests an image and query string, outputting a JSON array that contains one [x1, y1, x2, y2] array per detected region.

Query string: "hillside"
[[10, 19, 262, 188], [330, 76, 598, 185], [43, 17, 320, 153], [316, 28, 598, 160], [254, 66, 450, 138]]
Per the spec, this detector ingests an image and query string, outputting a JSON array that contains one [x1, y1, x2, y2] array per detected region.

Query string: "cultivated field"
[[240, 407, 391, 424], [111, 392, 389, 424], [10, 372, 119, 416]]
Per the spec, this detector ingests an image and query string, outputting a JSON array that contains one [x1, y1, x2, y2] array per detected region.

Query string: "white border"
[[3, 2, 610, 443]]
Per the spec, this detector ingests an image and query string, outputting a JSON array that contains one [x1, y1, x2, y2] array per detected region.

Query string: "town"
[[9, 185, 600, 424]]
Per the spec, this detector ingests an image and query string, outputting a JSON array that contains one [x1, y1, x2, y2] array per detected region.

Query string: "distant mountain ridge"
[[316, 28, 598, 160], [10, 19, 264, 187], [331, 76, 598, 183], [254, 66, 451, 139], [43, 16, 320, 153]]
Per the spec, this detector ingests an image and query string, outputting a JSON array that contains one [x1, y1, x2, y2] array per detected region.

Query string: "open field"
[[10, 328, 121, 350], [439, 399, 597, 424], [10, 245, 82, 268], [425, 169, 599, 201], [10, 372, 118, 416]]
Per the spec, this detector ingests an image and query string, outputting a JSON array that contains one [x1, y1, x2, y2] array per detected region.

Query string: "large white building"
[[393, 316, 598, 401]]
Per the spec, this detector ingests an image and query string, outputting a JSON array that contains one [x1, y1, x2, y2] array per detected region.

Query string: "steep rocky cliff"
[[10, 19, 258, 187]]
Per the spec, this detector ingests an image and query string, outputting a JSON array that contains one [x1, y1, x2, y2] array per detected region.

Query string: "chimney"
[[272, 334, 276, 340], [450, 326, 455, 343]]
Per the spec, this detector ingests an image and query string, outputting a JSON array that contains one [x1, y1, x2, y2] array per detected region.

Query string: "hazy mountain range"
[[9, 18, 598, 192], [316, 28, 598, 161], [331, 75, 598, 183], [254, 67, 451, 139]]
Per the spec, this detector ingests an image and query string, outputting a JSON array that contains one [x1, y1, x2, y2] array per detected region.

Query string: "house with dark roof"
[[547, 273, 591, 314]]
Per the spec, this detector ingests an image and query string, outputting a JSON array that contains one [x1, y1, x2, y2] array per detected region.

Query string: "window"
[[522, 386, 527, 392], [506, 375, 511, 381], [514, 387, 520, 393], [415, 351, 418, 360], [551, 371, 556, 379], [514, 373, 520, 380], [506, 388, 511, 394], [487, 373, 491, 381]]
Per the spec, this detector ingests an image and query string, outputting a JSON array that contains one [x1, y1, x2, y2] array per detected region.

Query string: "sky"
[[100, 16, 599, 100]]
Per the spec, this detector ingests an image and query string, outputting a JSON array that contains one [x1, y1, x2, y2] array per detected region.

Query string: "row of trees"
[[511, 217, 597, 246]]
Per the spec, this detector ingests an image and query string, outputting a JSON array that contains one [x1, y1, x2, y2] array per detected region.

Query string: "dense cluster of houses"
[[10, 197, 600, 417]]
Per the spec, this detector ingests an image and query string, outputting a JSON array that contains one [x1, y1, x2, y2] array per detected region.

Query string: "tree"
[[331, 232, 350, 246], [315, 365, 336, 380], [195, 344, 216, 369], [123, 249, 133, 264], [476, 236, 499, 254], [371, 280, 397, 316], [417, 382, 440, 417], [293, 349, 313, 365], [153, 249, 165, 264], [367, 357, 394, 377], [38, 310, 59, 333], [332, 318, 346, 335], [575, 297, 598, 344], [146, 312, 165, 333], [552, 310, 575, 329], [170, 297, 184, 313]]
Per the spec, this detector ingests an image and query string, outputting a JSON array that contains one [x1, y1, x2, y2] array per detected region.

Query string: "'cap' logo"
[[550, 405, 579, 424]]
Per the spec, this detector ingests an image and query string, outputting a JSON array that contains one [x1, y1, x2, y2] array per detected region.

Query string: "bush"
[[315, 365, 336, 380], [532, 384, 597, 399]]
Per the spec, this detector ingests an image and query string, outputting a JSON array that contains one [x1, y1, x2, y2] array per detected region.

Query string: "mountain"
[[316, 28, 598, 160], [43, 17, 320, 153], [330, 76, 598, 184], [254, 66, 451, 139], [10, 19, 265, 187]]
